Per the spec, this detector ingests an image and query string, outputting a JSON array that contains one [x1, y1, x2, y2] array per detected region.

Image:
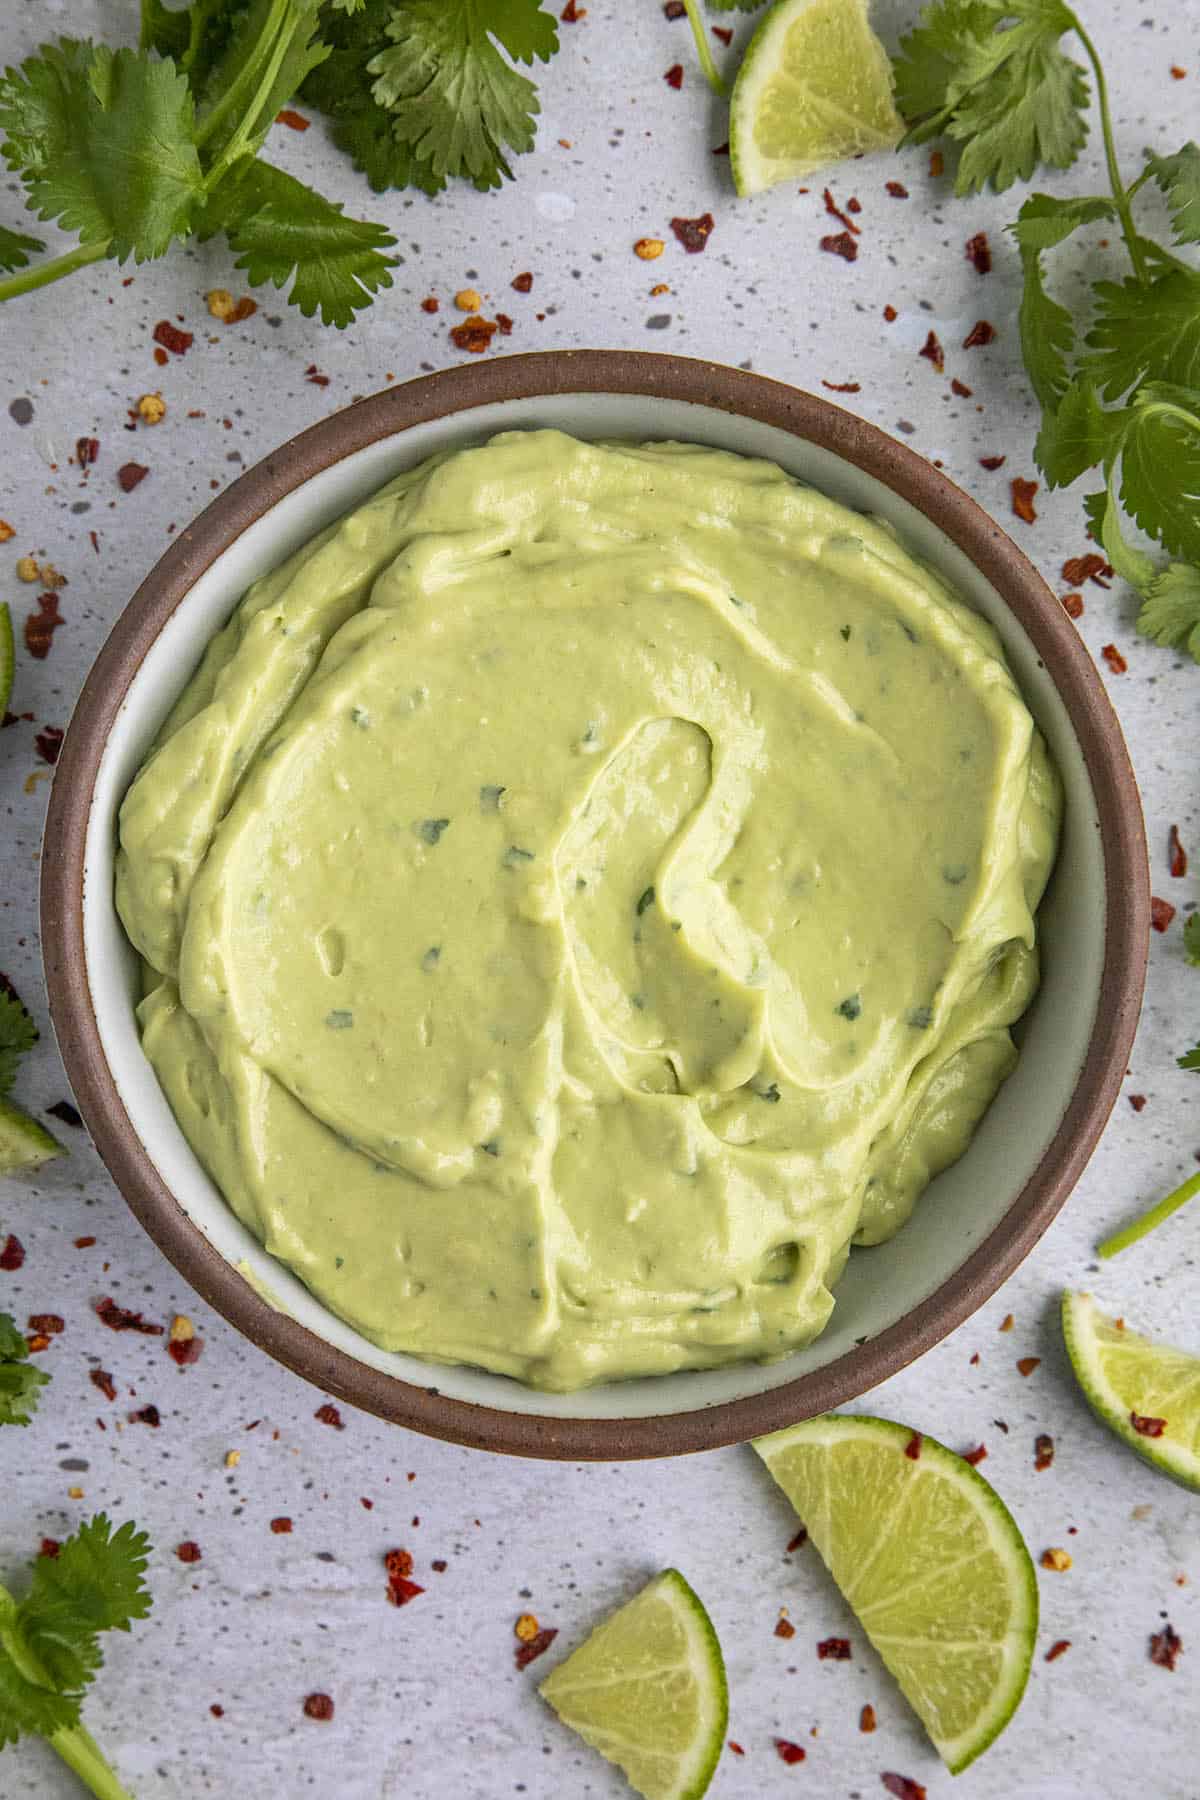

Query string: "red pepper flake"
[[950, 377, 973, 397], [847, 195, 862, 213], [820, 230, 858, 262], [153, 320, 193, 357], [76, 436, 100, 468], [823, 186, 860, 235], [775, 1739, 807, 1765], [1168, 824, 1188, 878], [999, 1313, 1015, 1332], [929, 149, 944, 178], [360, 1497, 374, 1510], [74, 1234, 96, 1247], [511, 271, 534, 293], [1149, 1622, 1182, 1669], [821, 379, 861, 393], [817, 1636, 852, 1660], [176, 1540, 202, 1563], [1129, 1093, 1147, 1112], [1034, 1432, 1055, 1470], [430, 1558, 447, 1572], [28, 1313, 64, 1335], [786, 1528, 808, 1552], [0, 1235, 25, 1271], [905, 1431, 922, 1460], [962, 1443, 988, 1466], [130, 1404, 161, 1427], [664, 0, 686, 14], [1150, 896, 1176, 932], [670, 212, 715, 254], [276, 108, 310, 131], [882, 1776, 927, 1800], [1017, 1356, 1041, 1376], [969, 1351, 980, 1365], [1011, 477, 1038, 523], [90, 1369, 117, 1402], [167, 1335, 203, 1366], [1061, 592, 1085, 618], [727, 1740, 745, 1756], [978, 454, 1006, 471], [885, 180, 908, 198], [1101, 642, 1127, 674], [1131, 1411, 1168, 1437], [1045, 1638, 1072, 1662], [210, 1704, 224, 1717], [153, 347, 169, 368], [40, 1537, 61, 1559], [860, 1703, 877, 1732], [449, 315, 500, 353], [918, 331, 944, 374], [26, 1333, 51, 1354], [1062, 551, 1112, 588], [965, 231, 992, 274], [775, 1616, 797, 1639], [883, 304, 897, 321], [962, 320, 996, 349], [386, 1572, 425, 1606], [303, 1693, 334, 1721], [515, 1626, 558, 1669], [495, 312, 514, 336], [664, 63, 684, 88], [95, 1297, 164, 1335], [420, 296, 439, 314], [270, 1517, 293, 1534], [25, 592, 63, 660], [314, 1401, 344, 1428], [1169, 65, 1186, 79], [304, 365, 330, 387], [561, 0, 586, 17], [712, 25, 733, 45], [117, 462, 149, 493], [384, 1548, 414, 1580]]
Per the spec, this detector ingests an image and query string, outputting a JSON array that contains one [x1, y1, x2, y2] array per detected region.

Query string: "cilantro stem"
[[1098, 1169, 1200, 1259], [681, 0, 727, 98], [1067, 12, 1148, 285], [201, 0, 296, 187], [48, 1722, 138, 1800], [0, 238, 110, 302]]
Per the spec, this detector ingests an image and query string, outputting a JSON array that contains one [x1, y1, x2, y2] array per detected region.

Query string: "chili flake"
[[90, 1369, 117, 1402], [515, 1626, 558, 1669], [950, 378, 972, 397], [388, 1575, 424, 1607], [883, 304, 897, 321], [727, 1740, 745, 1755], [1011, 477, 1038, 523], [775, 1739, 807, 1765], [25, 593, 63, 660], [670, 213, 715, 254], [76, 436, 100, 468], [130, 1404, 161, 1427], [712, 24, 732, 44], [885, 180, 908, 197], [118, 463, 149, 493], [1150, 896, 1176, 932], [786, 1529, 808, 1552], [1061, 592, 1084, 618], [1131, 1412, 1167, 1437], [34, 726, 63, 765], [1062, 551, 1112, 588], [511, 271, 534, 293], [431, 1559, 447, 1572], [0, 521, 13, 542], [176, 1541, 202, 1563], [1035, 1433, 1055, 1470], [39, 1538, 61, 1559], [820, 230, 858, 261], [0, 1235, 25, 1271], [664, 63, 684, 88], [95, 1297, 163, 1334], [965, 232, 992, 274], [962, 320, 996, 349], [276, 108, 310, 130], [420, 296, 439, 314], [210, 1704, 224, 1717], [1045, 1639, 1071, 1661], [775, 1615, 796, 1639], [1149, 1622, 1182, 1670], [905, 1431, 922, 1459], [561, 0, 586, 18], [860, 1703, 877, 1732], [305, 366, 330, 387], [303, 1693, 334, 1721], [664, 0, 686, 14], [817, 1637, 852, 1660], [1017, 1356, 1041, 1376], [823, 187, 860, 235], [999, 1313, 1014, 1331], [28, 1314, 63, 1336], [882, 1777, 927, 1800], [385, 1548, 414, 1581], [822, 379, 861, 393], [270, 1517, 293, 1534], [153, 321, 193, 357], [1129, 1093, 1147, 1111], [963, 1444, 988, 1466], [449, 315, 499, 353], [979, 454, 1006, 470], [1100, 642, 1127, 674], [929, 149, 944, 177], [314, 1402, 344, 1428], [1041, 1547, 1072, 1571], [1168, 824, 1188, 878], [495, 313, 514, 336], [72, 1233, 94, 1245], [918, 331, 945, 374], [206, 290, 257, 324]]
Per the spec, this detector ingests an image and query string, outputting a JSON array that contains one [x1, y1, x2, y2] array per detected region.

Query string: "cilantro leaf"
[[894, 0, 1002, 133], [193, 0, 330, 172], [1010, 189, 1114, 251], [367, 0, 557, 191], [1146, 142, 1200, 246], [1184, 914, 1200, 967], [0, 1311, 50, 1428], [0, 1613, 79, 1751], [1180, 1039, 1200, 1071], [1095, 483, 1155, 592], [199, 157, 395, 325], [0, 991, 37, 1097], [300, 1, 445, 194], [0, 224, 43, 272], [19, 1517, 152, 1698], [0, 41, 203, 260], [1119, 387, 1200, 567], [1137, 559, 1200, 661], [1035, 376, 1127, 488], [1083, 268, 1200, 400], [1016, 237, 1076, 408]]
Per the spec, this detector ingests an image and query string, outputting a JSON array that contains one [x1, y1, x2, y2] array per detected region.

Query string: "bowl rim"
[[41, 349, 1149, 1460]]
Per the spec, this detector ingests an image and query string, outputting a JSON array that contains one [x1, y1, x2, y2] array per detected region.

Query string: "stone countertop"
[[1, 1, 1196, 1795]]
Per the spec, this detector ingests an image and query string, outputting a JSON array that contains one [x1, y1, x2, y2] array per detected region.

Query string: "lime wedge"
[[0, 602, 13, 718], [730, 0, 904, 198], [1063, 1291, 1200, 1492], [539, 1569, 728, 1800], [754, 1414, 1037, 1773], [0, 1095, 63, 1174]]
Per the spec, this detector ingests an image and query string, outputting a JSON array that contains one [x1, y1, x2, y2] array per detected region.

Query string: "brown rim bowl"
[[41, 351, 1149, 1459]]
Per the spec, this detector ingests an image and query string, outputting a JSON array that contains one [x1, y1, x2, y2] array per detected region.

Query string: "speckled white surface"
[[1, 2, 1197, 1796]]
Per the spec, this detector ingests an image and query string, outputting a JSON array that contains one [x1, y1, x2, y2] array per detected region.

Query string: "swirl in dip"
[[117, 432, 1061, 1390]]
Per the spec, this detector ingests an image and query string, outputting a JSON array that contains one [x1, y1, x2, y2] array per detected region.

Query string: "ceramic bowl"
[[41, 351, 1149, 1458]]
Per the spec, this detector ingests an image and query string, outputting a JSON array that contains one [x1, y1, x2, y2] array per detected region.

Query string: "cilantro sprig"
[[894, 2, 1200, 661], [0, 2, 396, 325], [0, 1313, 49, 1429], [0, 1516, 152, 1800]]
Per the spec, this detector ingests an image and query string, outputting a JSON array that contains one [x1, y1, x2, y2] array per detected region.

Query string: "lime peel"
[[1062, 1290, 1200, 1493]]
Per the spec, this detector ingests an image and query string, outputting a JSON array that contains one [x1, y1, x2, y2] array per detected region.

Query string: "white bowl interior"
[[83, 392, 1103, 1420]]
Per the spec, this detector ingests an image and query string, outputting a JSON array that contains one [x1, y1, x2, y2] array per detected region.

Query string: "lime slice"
[[754, 1414, 1037, 1773], [539, 1569, 728, 1800], [0, 1095, 63, 1174], [1063, 1291, 1200, 1492], [730, 0, 904, 198], [0, 602, 13, 718]]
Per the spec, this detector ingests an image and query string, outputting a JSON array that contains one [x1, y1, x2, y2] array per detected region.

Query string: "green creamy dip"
[[116, 431, 1061, 1390]]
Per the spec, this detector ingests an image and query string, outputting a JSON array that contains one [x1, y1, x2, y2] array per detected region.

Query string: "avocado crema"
[[116, 431, 1061, 1390]]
